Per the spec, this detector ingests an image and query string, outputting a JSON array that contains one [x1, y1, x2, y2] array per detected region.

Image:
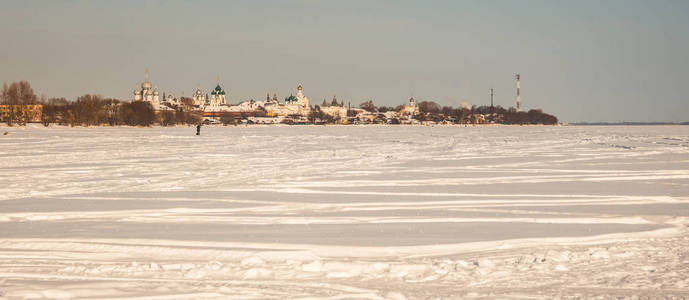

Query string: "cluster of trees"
[[428, 102, 557, 125], [307, 110, 335, 124], [353, 99, 558, 125], [40, 96, 201, 127], [1, 81, 201, 127], [0, 81, 39, 125]]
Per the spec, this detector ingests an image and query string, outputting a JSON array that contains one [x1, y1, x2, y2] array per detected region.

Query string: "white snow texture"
[[0, 125, 688, 299]]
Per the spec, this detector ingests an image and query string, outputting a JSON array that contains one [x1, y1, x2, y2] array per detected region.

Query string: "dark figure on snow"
[[196, 124, 201, 136]]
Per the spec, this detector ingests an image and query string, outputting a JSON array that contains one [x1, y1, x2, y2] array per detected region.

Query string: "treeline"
[[354, 99, 558, 125], [41, 96, 203, 127], [41, 96, 201, 127], [1, 81, 200, 127]]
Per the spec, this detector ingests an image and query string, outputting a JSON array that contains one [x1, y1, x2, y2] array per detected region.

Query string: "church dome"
[[212, 84, 226, 95], [142, 70, 152, 90]]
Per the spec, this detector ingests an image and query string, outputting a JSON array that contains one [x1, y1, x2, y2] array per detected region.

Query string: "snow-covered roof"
[[384, 111, 398, 119]]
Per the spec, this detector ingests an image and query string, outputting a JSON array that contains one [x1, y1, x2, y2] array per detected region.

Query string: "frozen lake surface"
[[1, 125, 688, 299]]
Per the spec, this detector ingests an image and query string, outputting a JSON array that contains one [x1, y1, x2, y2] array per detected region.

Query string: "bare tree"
[[120, 101, 155, 126], [2, 81, 37, 125], [103, 98, 121, 126], [175, 109, 187, 124], [18, 81, 37, 104], [160, 110, 176, 126], [73, 94, 105, 126], [359, 100, 376, 112], [41, 99, 59, 126], [220, 112, 237, 126], [418, 101, 440, 115], [0, 82, 7, 124], [180, 97, 194, 111], [0, 82, 7, 103]]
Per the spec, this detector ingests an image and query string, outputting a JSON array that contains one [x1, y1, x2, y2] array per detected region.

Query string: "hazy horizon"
[[1, 0, 688, 123]]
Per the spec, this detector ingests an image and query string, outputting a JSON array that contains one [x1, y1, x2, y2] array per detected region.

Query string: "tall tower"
[[490, 88, 494, 114], [516, 73, 521, 111]]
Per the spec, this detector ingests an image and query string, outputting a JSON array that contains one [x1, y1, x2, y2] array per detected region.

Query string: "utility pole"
[[490, 88, 496, 121]]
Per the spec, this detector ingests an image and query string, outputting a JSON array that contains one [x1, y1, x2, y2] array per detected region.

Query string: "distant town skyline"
[[1, 0, 688, 122]]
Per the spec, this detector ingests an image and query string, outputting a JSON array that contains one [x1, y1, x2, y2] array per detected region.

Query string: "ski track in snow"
[[1, 125, 688, 299]]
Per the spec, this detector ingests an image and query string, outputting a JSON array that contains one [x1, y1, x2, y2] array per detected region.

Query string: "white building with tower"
[[320, 95, 347, 119], [209, 84, 226, 107], [133, 70, 160, 106], [192, 85, 206, 108], [163, 93, 178, 106], [400, 97, 418, 116], [192, 83, 227, 109], [282, 84, 311, 116]]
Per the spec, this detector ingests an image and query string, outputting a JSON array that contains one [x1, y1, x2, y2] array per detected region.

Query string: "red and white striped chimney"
[[516, 73, 521, 111]]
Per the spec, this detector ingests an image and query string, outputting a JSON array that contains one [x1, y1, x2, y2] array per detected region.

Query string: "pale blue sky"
[[1, 0, 688, 122]]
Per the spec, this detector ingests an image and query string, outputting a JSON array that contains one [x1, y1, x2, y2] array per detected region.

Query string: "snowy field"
[[1, 125, 688, 299]]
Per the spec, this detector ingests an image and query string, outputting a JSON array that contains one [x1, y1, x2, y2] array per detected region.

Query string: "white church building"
[[319, 95, 348, 119], [281, 84, 311, 116], [400, 97, 418, 116], [209, 84, 227, 107], [192, 83, 227, 109], [133, 70, 160, 105]]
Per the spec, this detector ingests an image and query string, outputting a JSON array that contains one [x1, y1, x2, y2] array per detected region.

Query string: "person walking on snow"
[[196, 124, 201, 136]]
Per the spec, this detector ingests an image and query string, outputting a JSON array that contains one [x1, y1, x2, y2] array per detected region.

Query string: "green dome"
[[211, 84, 226, 95]]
